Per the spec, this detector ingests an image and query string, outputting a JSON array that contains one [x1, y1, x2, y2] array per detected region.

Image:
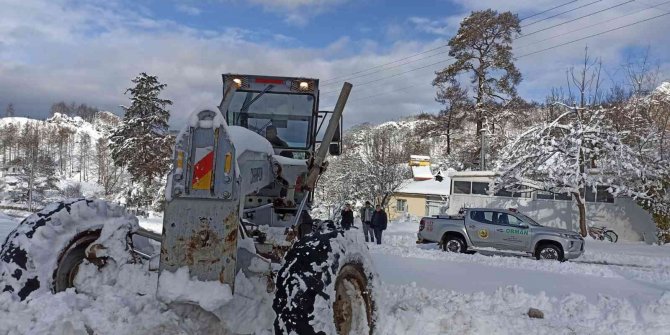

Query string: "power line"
[[320, 56, 453, 95], [320, 84, 421, 110], [518, 0, 635, 39], [517, 11, 670, 58], [322, 51, 452, 87], [321, 45, 449, 84], [322, 0, 629, 88], [522, 0, 603, 28], [516, 0, 670, 51], [519, 0, 581, 21], [320, 11, 670, 106], [636, 0, 670, 13], [321, 1, 596, 85]]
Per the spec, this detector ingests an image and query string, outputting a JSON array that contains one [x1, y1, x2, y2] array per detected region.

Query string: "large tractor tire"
[[0, 199, 139, 301], [273, 229, 379, 335]]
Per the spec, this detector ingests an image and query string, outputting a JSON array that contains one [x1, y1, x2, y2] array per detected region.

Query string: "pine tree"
[[5, 103, 15, 117], [433, 9, 521, 137], [110, 73, 173, 207]]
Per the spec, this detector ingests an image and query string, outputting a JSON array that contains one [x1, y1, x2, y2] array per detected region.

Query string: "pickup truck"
[[417, 208, 584, 261]]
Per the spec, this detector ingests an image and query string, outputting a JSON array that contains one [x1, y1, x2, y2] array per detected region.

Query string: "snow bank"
[[377, 284, 670, 334], [157, 267, 233, 312]]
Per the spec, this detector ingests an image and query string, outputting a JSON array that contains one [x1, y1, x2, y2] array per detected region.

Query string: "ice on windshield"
[[227, 91, 314, 149]]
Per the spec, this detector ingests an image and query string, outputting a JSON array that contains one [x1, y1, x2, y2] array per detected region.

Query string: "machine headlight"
[[292, 80, 313, 92], [232, 78, 242, 87]]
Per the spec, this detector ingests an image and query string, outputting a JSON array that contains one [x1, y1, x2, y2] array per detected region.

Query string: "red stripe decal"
[[255, 78, 284, 84], [193, 151, 215, 182]]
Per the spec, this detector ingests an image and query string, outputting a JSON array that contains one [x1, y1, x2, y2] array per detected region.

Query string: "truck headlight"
[[560, 233, 581, 239]]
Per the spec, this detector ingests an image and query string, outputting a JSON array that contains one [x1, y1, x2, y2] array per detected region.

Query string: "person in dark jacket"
[[359, 201, 375, 242], [340, 203, 354, 230], [370, 204, 388, 245]]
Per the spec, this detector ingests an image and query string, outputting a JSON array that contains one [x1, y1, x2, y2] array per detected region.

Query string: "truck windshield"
[[518, 213, 541, 226], [227, 91, 315, 149]]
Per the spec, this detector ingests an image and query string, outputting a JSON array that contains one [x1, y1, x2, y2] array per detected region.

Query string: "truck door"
[[493, 212, 531, 251], [465, 210, 497, 248]]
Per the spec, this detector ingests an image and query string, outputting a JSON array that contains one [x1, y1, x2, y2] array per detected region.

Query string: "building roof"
[[411, 165, 433, 180], [396, 178, 451, 196]]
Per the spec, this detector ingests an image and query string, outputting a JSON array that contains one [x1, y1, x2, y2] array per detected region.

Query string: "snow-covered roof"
[[396, 178, 451, 196], [411, 165, 433, 180]]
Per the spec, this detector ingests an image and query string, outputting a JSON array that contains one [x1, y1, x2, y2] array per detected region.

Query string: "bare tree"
[[567, 46, 603, 108], [623, 46, 660, 96]]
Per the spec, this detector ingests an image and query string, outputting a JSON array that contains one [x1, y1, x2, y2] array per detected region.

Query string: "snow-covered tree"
[[110, 73, 173, 208], [495, 103, 666, 236], [11, 123, 58, 210]]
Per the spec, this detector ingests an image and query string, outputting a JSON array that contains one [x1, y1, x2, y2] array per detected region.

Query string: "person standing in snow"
[[360, 201, 375, 242], [370, 204, 387, 245], [340, 203, 354, 230]]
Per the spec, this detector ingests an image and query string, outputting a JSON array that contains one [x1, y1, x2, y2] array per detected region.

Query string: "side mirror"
[[519, 224, 529, 229], [329, 143, 341, 156]]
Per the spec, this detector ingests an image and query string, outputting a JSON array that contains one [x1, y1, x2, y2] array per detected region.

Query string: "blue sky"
[[1, 0, 669, 128]]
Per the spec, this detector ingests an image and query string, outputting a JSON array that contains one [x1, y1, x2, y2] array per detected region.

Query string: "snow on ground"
[[0, 212, 669, 334]]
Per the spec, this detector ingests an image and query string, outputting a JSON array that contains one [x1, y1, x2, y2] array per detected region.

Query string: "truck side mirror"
[[329, 143, 341, 156], [329, 125, 342, 156]]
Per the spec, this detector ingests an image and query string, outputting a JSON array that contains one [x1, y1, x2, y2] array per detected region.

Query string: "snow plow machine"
[[0, 74, 379, 334]]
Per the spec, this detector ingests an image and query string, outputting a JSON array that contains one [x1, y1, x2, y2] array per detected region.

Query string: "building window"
[[582, 186, 614, 203], [471, 182, 489, 195], [554, 192, 573, 201], [396, 199, 407, 212], [453, 181, 471, 194], [536, 191, 554, 200], [494, 189, 514, 197]]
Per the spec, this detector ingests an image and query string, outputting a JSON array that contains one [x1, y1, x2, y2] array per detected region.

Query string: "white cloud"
[[0, 0, 669, 130], [245, 0, 351, 25], [175, 4, 202, 16], [408, 16, 463, 36]]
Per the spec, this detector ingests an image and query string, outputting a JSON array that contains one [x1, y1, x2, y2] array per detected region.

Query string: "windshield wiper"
[[240, 84, 273, 112]]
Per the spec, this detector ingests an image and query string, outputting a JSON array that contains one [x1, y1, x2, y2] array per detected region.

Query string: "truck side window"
[[470, 211, 494, 224], [496, 213, 524, 226]]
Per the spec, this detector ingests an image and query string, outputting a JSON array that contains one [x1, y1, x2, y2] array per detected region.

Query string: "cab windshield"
[[226, 91, 315, 149]]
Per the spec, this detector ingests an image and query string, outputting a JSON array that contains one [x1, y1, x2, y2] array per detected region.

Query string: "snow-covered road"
[[373, 221, 670, 302], [1, 213, 669, 334]]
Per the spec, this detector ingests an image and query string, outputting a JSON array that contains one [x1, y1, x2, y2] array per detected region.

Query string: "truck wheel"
[[534, 243, 565, 262], [442, 235, 466, 253], [273, 230, 378, 335], [0, 199, 138, 300]]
